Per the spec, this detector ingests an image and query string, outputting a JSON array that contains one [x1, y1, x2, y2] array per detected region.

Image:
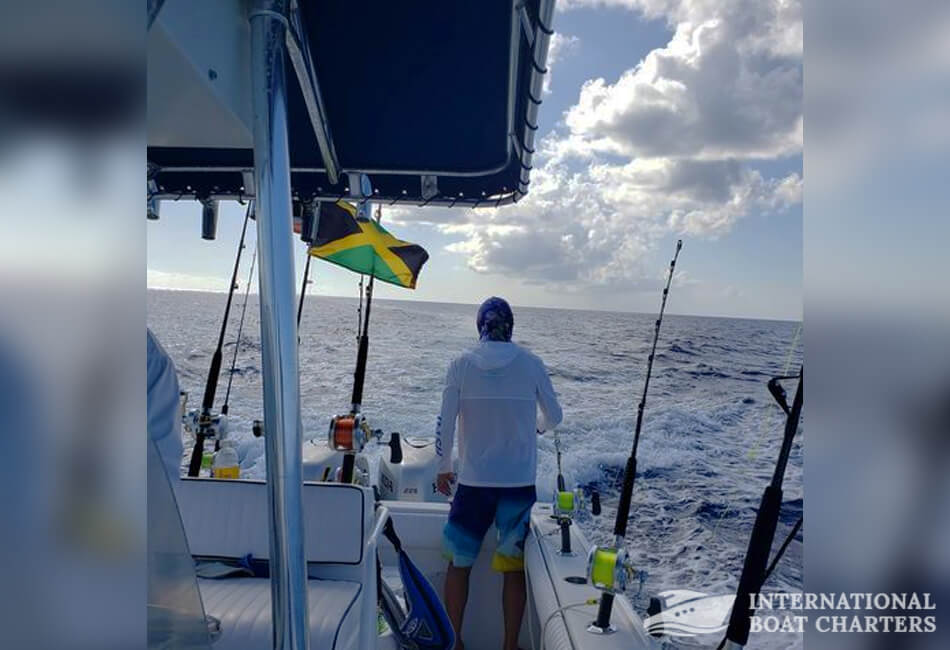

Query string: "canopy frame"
[[147, 0, 556, 208]]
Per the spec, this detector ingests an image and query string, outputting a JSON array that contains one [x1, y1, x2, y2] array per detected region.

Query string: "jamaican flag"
[[308, 200, 429, 289]]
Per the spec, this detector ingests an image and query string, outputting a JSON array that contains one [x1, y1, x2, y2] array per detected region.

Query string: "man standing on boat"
[[436, 297, 562, 650], [148, 328, 183, 481]]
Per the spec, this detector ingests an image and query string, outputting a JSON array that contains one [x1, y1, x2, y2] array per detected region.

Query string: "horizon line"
[[146, 286, 802, 324]]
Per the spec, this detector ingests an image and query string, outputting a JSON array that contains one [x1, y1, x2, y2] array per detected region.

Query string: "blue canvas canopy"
[[148, 0, 554, 207]]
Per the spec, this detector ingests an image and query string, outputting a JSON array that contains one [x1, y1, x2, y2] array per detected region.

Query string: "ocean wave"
[[149, 289, 803, 635]]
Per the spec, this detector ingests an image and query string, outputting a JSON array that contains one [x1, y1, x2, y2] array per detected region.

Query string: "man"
[[436, 297, 562, 650], [148, 328, 184, 481]]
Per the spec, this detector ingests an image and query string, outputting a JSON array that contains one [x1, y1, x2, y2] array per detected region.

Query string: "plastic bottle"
[[201, 450, 214, 477], [212, 440, 240, 479]]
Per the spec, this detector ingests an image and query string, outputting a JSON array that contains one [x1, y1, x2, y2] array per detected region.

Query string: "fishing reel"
[[585, 546, 648, 634], [553, 488, 587, 518], [328, 413, 374, 485], [585, 546, 636, 635], [586, 546, 635, 595], [183, 408, 230, 476], [327, 413, 370, 452], [184, 409, 229, 442]]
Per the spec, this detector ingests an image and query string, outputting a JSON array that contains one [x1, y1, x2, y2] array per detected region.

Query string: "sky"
[[147, 0, 802, 321]]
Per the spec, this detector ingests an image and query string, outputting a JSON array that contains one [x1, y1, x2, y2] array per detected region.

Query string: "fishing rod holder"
[[552, 489, 584, 556], [200, 197, 219, 240], [298, 199, 320, 244]]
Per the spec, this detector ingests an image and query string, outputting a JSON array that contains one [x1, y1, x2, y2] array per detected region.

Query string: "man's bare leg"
[[444, 562, 471, 650], [502, 570, 527, 650]]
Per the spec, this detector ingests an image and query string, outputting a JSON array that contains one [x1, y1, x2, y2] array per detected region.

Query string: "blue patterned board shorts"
[[442, 484, 536, 572]]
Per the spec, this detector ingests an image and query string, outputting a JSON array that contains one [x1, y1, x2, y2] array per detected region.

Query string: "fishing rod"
[[718, 369, 803, 650], [186, 201, 254, 477], [551, 429, 580, 556], [554, 431, 566, 492], [357, 276, 364, 339], [296, 198, 320, 335], [551, 429, 601, 522], [222, 243, 257, 416], [296, 252, 312, 331], [350, 262, 374, 412], [350, 203, 381, 414], [588, 239, 682, 634], [330, 193, 377, 484]]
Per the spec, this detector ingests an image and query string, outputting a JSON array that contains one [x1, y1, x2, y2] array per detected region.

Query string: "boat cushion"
[[198, 577, 360, 650], [177, 478, 372, 565]]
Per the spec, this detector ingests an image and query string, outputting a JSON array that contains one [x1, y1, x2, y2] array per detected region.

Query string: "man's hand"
[[436, 472, 456, 496]]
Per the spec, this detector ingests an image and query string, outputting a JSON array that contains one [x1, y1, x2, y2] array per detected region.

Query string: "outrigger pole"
[[591, 239, 682, 633], [187, 200, 254, 476], [249, 1, 309, 648], [719, 371, 803, 649]]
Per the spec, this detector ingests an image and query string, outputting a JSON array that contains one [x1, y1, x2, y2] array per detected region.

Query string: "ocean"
[[148, 288, 803, 648]]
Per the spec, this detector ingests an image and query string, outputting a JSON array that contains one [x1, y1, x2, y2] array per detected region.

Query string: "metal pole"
[[249, 2, 309, 649]]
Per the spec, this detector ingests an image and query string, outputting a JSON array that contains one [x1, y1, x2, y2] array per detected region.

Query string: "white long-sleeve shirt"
[[436, 341, 562, 487], [147, 329, 183, 481]]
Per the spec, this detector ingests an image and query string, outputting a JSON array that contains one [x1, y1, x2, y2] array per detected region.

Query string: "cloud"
[[544, 33, 581, 94], [430, 154, 798, 285], [396, 0, 802, 291], [147, 269, 233, 293], [562, 1, 802, 160]]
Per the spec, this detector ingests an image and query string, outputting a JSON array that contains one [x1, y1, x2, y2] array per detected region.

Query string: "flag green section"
[[308, 200, 429, 289]]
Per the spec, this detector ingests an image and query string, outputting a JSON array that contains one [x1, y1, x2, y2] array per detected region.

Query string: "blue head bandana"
[[476, 297, 514, 342]]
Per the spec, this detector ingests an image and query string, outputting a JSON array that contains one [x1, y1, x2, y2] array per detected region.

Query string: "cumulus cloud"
[[428, 154, 799, 285], [544, 32, 581, 94], [562, 1, 801, 160], [405, 0, 802, 290]]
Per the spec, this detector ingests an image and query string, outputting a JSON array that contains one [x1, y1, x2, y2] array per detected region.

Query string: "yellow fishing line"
[[747, 322, 802, 462], [712, 322, 802, 535]]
